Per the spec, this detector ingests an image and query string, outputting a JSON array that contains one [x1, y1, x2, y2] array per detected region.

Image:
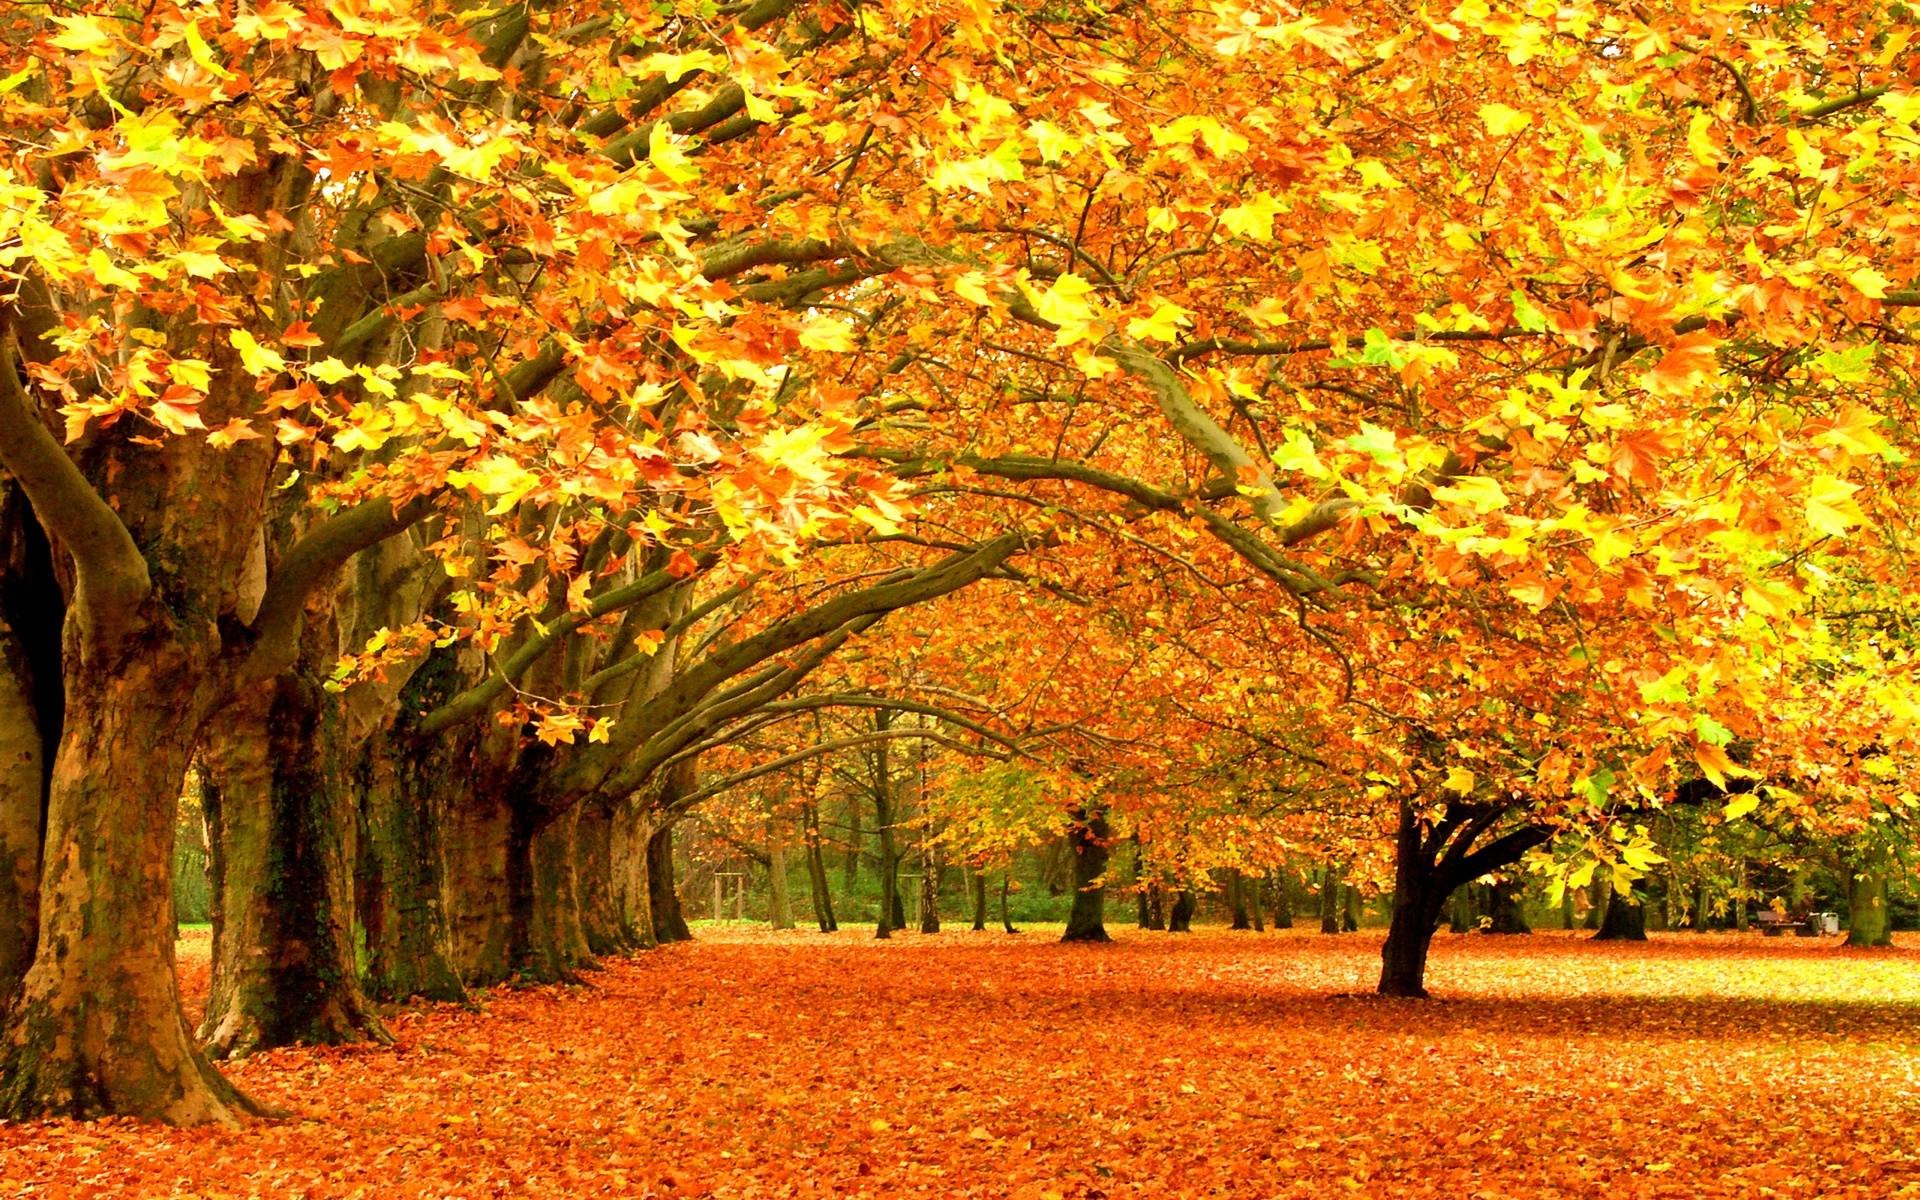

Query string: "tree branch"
[[0, 320, 149, 651]]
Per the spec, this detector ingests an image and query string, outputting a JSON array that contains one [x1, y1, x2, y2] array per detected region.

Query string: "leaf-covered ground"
[[4, 928, 1918, 1198]]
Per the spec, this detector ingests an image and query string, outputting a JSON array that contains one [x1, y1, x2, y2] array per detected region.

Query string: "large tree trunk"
[[1378, 802, 1446, 998], [1594, 891, 1647, 941], [802, 802, 836, 933], [608, 796, 658, 949], [507, 804, 596, 983], [971, 869, 988, 931], [1846, 856, 1893, 948], [647, 821, 692, 944], [1146, 884, 1166, 930], [0, 625, 43, 1004], [1061, 804, 1112, 943], [2, 662, 262, 1124], [198, 678, 387, 1060], [576, 800, 634, 956], [356, 731, 468, 1004]]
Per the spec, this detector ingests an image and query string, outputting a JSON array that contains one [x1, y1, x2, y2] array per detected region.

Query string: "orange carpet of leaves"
[[4, 927, 1918, 1198]]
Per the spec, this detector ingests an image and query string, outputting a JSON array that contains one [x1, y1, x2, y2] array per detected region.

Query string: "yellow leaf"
[[1219, 192, 1285, 242], [51, 15, 112, 54], [1804, 474, 1866, 537], [1722, 792, 1759, 821], [1429, 475, 1508, 513], [229, 329, 286, 377], [307, 358, 355, 384], [184, 20, 233, 79], [1124, 300, 1191, 343], [797, 315, 856, 353], [1478, 103, 1532, 136], [87, 249, 142, 292], [647, 123, 699, 184], [1026, 119, 1080, 163], [1443, 766, 1475, 794], [1031, 273, 1098, 328], [1847, 266, 1892, 299]]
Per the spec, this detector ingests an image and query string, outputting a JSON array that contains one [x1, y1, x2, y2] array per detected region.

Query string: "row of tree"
[[2, 0, 1918, 1125]]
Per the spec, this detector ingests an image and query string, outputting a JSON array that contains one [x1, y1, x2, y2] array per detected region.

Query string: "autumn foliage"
[[1, 0, 1919, 1166]]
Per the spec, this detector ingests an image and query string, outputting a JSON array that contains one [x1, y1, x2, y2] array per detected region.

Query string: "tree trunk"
[[646, 821, 692, 944], [1448, 885, 1475, 933], [843, 795, 861, 889], [1487, 880, 1530, 934], [971, 869, 988, 931], [1000, 874, 1018, 933], [609, 796, 658, 950], [802, 802, 836, 932], [1061, 803, 1112, 943], [1691, 877, 1713, 931], [1226, 868, 1252, 931], [198, 681, 387, 1060], [576, 800, 633, 956], [1594, 891, 1647, 941], [1250, 878, 1265, 932], [2, 663, 263, 1124], [1319, 865, 1342, 934], [873, 712, 900, 938], [1378, 800, 1446, 998], [1846, 857, 1894, 948], [1342, 883, 1361, 931], [769, 828, 795, 931], [508, 804, 596, 983], [0, 623, 43, 1004], [918, 852, 940, 934], [1168, 889, 1195, 933], [356, 729, 470, 1004], [1147, 884, 1166, 930], [1270, 875, 1293, 929]]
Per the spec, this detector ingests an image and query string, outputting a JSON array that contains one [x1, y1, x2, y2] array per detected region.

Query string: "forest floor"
[[1, 927, 1917, 1198]]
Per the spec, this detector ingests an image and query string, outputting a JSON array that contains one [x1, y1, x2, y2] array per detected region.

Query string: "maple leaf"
[[1804, 474, 1866, 537]]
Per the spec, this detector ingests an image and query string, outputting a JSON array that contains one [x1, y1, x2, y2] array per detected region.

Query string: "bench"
[[1754, 910, 1839, 937]]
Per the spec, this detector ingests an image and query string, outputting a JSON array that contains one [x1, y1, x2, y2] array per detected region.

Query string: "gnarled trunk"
[[1379, 804, 1445, 998], [608, 796, 658, 949], [2, 662, 261, 1123], [1061, 803, 1111, 943], [199, 681, 387, 1060]]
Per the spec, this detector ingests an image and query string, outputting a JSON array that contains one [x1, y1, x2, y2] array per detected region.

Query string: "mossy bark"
[[199, 681, 387, 1059], [2, 659, 264, 1124], [1846, 860, 1894, 948]]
